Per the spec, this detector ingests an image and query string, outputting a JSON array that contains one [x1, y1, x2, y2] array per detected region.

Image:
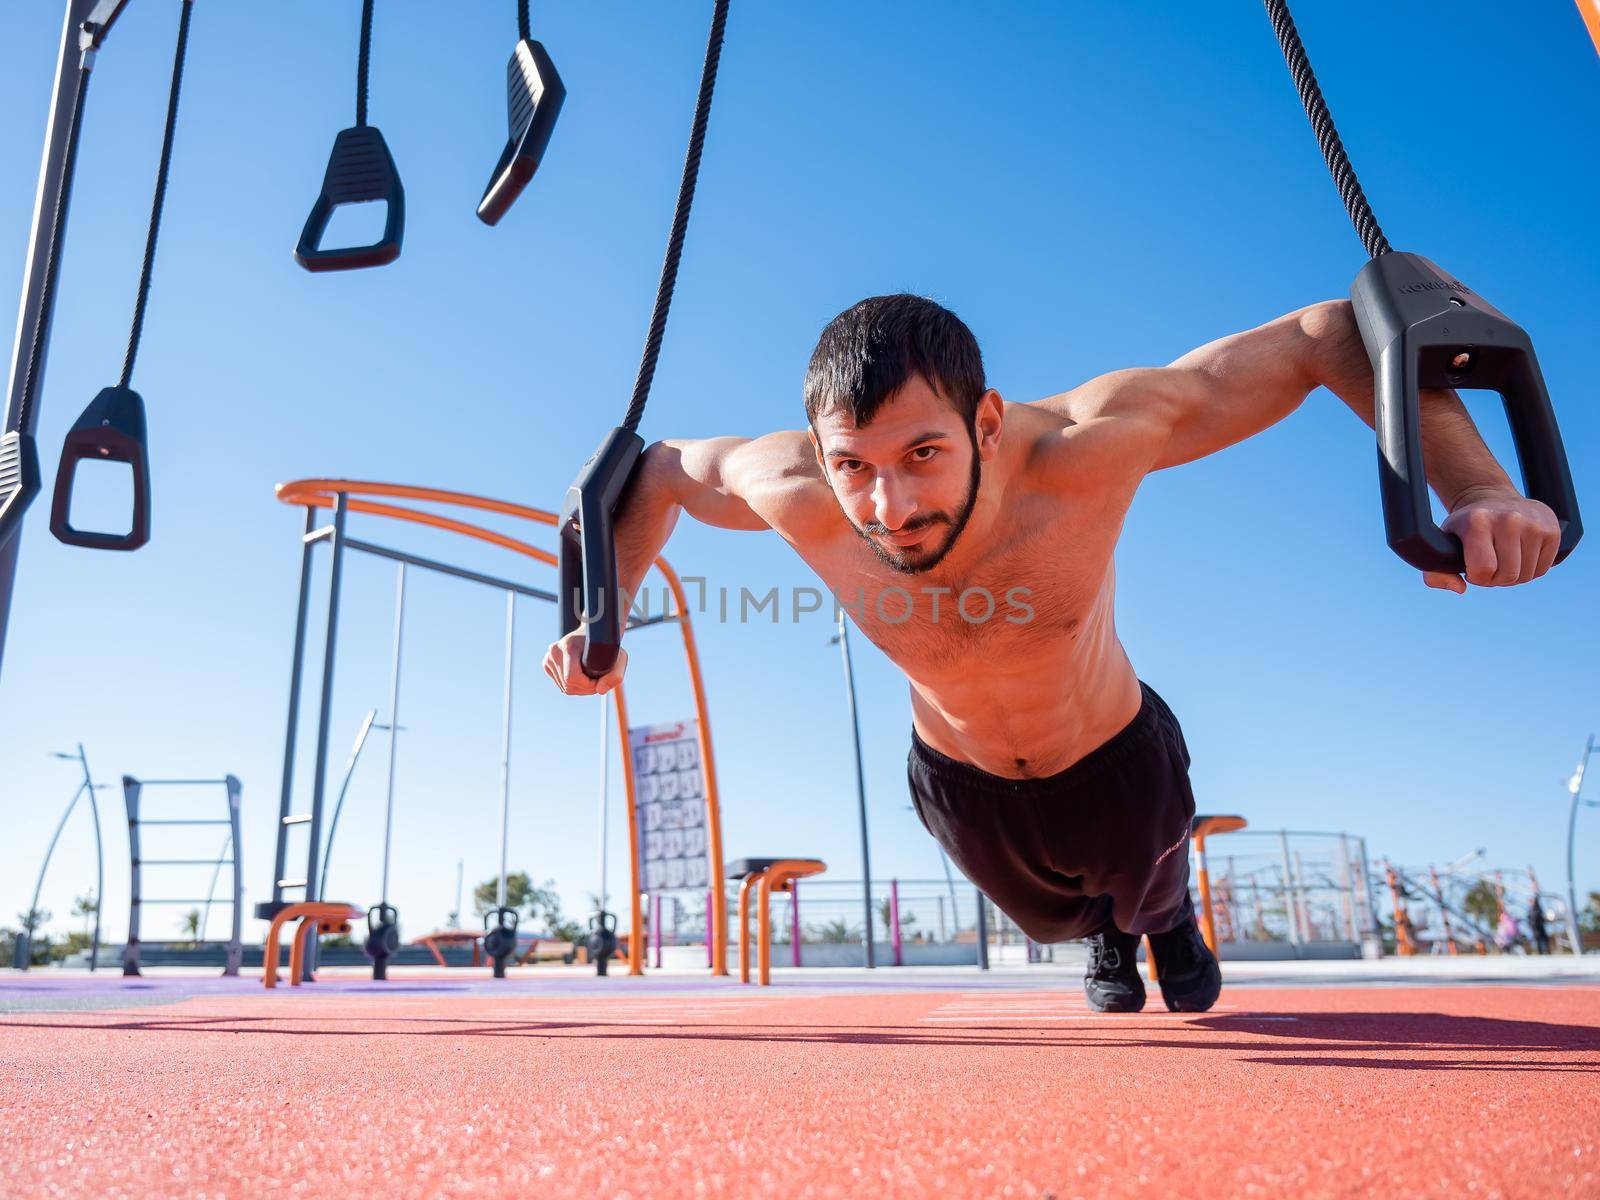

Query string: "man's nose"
[[872, 475, 918, 530]]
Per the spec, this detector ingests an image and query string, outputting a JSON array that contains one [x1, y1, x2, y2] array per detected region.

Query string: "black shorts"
[[907, 681, 1196, 942]]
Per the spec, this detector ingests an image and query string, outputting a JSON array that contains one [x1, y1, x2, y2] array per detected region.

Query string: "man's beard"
[[853, 433, 983, 575]]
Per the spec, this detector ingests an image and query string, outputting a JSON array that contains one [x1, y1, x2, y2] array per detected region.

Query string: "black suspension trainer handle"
[[49, 385, 151, 551], [557, 0, 728, 679], [557, 427, 645, 677], [295, 0, 404, 271], [1352, 253, 1581, 574], [476, 26, 565, 226], [1262, 0, 1581, 575]]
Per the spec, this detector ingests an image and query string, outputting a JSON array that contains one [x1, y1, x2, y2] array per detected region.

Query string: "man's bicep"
[[650, 438, 771, 531], [1033, 370, 1179, 483]]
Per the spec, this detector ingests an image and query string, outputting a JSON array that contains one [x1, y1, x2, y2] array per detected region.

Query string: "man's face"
[[810, 376, 996, 574]]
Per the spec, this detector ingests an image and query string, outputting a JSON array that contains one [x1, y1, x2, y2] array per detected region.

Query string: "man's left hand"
[[1423, 489, 1561, 594]]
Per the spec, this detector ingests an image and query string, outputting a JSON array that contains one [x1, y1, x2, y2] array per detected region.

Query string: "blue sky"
[[2, 2, 1596, 947]]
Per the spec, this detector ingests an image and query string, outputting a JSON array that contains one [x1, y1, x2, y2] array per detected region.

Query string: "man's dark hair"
[[803, 294, 986, 429]]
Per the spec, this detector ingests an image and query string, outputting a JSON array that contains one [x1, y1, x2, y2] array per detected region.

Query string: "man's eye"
[[838, 459, 865, 474], [910, 446, 938, 462]]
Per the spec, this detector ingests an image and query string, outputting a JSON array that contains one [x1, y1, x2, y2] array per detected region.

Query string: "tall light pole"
[[1565, 735, 1596, 956], [831, 611, 874, 968]]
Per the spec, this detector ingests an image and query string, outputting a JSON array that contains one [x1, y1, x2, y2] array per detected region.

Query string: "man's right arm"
[[545, 433, 809, 696], [614, 437, 772, 600]]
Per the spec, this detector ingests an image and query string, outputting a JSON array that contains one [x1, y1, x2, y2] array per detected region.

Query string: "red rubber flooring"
[[3, 981, 1597, 1199]]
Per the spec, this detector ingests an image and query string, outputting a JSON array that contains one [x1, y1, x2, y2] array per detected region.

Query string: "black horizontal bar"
[[342, 537, 557, 603], [139, 899, 236, 905]]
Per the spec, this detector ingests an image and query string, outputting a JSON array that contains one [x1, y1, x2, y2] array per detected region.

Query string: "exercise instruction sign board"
[[630, 719, 709, 893]]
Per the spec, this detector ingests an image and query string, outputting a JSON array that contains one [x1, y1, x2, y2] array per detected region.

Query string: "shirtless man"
[[542, 294, 1561, 1012]]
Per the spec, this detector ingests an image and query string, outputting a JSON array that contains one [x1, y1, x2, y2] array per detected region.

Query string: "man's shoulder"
[[727, 429, 836, 534], [1013, 371, 1175, 494]]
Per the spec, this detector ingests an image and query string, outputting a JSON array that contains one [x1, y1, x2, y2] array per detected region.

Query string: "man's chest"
[[800, 513, 1117, 673]]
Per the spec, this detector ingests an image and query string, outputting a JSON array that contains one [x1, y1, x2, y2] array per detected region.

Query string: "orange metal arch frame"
[[275, 478, 729, 977]]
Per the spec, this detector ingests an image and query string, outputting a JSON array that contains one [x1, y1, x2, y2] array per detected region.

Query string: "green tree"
[[876, 896, 918, 941], [473, 872, 582, 943], [807, 918, 861, 944], [1580, 891, 1600, 936], [1462, 880, 1500, 930], [15, 909, 53, 965], [49, 931, 93, 964], [71, 892, 98, 939], [180, 908, 202, 947]]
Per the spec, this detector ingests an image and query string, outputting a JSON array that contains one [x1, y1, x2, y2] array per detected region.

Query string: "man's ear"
[[974, 389, 1005, 461], [807, 426, 826, 473]]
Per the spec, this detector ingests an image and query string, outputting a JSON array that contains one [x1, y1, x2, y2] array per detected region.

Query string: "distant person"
[[1528, 896, 1550, 955], [545, 295, 1561, 1013], [1495, 909, 1520, 954]]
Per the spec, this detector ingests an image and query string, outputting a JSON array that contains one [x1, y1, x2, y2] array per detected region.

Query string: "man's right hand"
[[542, 630, 628, 696]]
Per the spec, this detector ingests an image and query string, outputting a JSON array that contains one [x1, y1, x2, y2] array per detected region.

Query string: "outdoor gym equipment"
[[559, 0, 729, 679], [262, 479, 730, 978], [477, 0, 564, 226], [587, 910, 619, 976], [486, 589, 520, 980], [1262, 0, 1580, 573], [729, 858, 826, 986], [295, 0, 404, 271], [261, 900, 363, 989], [14, 745, 105, 970], [483, 906, 519, 979], [364, 902, 400, 979], [121, 773, 243, 976], [589, 696, 616, 975]]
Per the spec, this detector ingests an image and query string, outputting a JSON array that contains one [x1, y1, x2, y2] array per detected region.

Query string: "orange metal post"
[[262, 902, 361, 989], [737, 872, 761, 984], [656, 560, 729, 976], [755, 860, 827, 985], [1580, 0, 1600, 56], [1191, 816, 1247, 957], [1383, 864, 1417, 957]]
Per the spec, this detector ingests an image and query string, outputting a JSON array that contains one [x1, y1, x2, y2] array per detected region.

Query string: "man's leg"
[[1145, 894, 1222, 1013]]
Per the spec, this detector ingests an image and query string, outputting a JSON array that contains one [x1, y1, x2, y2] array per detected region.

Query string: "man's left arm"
[[1153, 300, 1560, 591]]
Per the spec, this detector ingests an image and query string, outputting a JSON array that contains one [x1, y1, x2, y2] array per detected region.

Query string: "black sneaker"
[[1083, 925, 1146, 1013], [1147, 907, 1222, 1013]]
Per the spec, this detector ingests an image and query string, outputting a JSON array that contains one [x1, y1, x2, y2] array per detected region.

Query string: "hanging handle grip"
[[477, 39, 565, 226], [557, 426, 645, 678], [295, 126, 405, 272], [49, 385, 151, 552], [1352, 252, 1582, 574]]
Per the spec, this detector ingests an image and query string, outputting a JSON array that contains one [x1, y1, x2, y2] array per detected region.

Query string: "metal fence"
[[1202, 830, 1378, 950]]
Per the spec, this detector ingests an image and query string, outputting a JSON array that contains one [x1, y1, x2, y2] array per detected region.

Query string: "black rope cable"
[[10, 66, 91, 436], [518, 0, 531, 42], [620, 0, 729, 435], [120, 0, 194, 390], [1262, 0, 1391, 259], [356, 0, 375, 127]]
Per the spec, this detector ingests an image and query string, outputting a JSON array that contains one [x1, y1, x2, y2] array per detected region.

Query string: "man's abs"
[[849, 555, 1145, 780], [905, 614, 1144, 780]]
